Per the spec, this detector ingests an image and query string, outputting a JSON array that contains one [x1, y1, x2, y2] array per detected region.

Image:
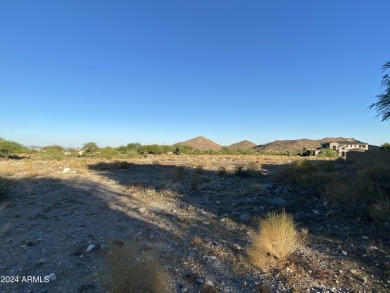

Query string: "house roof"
[[337, 140, 367, 145], [322, 141, 368, 145]]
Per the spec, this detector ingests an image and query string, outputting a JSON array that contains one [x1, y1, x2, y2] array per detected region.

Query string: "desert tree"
[[382, 143, 390, 151], [82, 142, 99, 154], [369, 61, 390, 121]]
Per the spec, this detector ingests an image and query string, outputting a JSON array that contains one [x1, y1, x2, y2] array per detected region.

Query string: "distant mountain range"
[[175, 136, 361, 153], [229, 140, 257, 150], [174, 136, 223, 151], [254, 137, 358, 153]]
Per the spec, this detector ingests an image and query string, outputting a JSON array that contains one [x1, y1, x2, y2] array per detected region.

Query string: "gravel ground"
[[0, 156, 389, 292]]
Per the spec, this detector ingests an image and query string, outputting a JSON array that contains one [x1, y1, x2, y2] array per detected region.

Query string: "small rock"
[[271, 197, 287, 207], [205, 280, 214, 287], [138, 207, 146, 213], [35, 258, 46, 267], [196, 278, 204, 284], [86, 244, 96, 252], [342, 250, 348, 256], [62, 167, 71, 173], [313, 209, 320, 215], [361, 236, 369, 240], [367, 245, 378, 251], [47, 273, 56, 281], [212, 240, 221, 246], [204, 255, 217, 260], [239, 214, 251, 222]]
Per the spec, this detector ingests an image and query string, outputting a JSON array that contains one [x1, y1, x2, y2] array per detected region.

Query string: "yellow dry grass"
[[248, 210, 307, 271], [104, 243, 169, 293]]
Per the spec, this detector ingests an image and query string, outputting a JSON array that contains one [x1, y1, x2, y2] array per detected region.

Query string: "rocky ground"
[[0, 155, 389, 293]]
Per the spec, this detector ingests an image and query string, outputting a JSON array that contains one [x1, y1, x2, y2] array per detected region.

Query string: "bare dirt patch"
[[0, 155, 389, 292]]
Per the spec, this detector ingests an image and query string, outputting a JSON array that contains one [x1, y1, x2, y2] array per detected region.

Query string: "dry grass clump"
[[0, 177, 10, 200], [369, 196, 390, 222], [104, 243, 169, 293], [248, 210, 307, 271]]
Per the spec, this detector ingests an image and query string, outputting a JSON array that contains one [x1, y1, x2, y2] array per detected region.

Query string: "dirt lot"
[[0, 155, 389, 292]]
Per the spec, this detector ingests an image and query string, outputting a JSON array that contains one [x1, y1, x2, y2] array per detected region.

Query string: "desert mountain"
[[229, 140, 256, 150], [175, 136, 223, 151], [254, 137, 358, 153]]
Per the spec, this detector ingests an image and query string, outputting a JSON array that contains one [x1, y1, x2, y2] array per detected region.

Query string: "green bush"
[[0, 138, 27, 159], [82, 142, 99, 154], [317, 148, 339, 158], [382, 143, 390, 151], [38, 145, 66, 160], [99, 147, 119, 159]]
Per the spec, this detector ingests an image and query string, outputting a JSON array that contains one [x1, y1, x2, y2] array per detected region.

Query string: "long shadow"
[[1, 163, 280, 293], [87, 158, 390, 292], [0, 175, 183, 293]]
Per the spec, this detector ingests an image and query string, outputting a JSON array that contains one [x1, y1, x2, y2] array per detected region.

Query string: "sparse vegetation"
[[190, 174, 200, 190], [274, 160, 390, 221], [382, 142, 390, 150], [234, 162, 262, 178], [369, 196, 390, 222], [248, 210, 307, 271], [0, 177, 10, 200], [82, 142, 99, 155], [1, 153, 389, 292], [0, 138, 27, 159], [104, 243, 169, 293], [317, 148, 339, 158]]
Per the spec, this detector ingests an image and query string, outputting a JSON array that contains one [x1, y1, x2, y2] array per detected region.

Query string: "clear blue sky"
[[1, 1, 389, 148]]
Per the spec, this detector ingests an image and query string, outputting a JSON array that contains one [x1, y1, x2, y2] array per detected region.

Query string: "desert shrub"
[[368, 197, 390, 222], [0, 177, 10, 200], [175, 145, 193, 155], [38, 145, 66, 160], [217, 167, 227, 176], [137, 144, 175, 155], [294, 159, 317, 173], [116, 161, 133, 169], [82, 142, 99, 154], [248, 210, 307, 271], [317, 148, 339, 158], [381, 143, 390, 151], [99, 147, 119, 160], [0, 138, 27, 159], [190, 174, 200, 190], [104, 243, 169, 293], [357, 166, 390, 190], [195, 165, 204, 174], [170, 166, 186, 182], [321, 161, 336, 172], [234, 162, 262, 178], [220, 146, 236, 155], [273, 160, 317, 186], [234, 165, 246, 177]]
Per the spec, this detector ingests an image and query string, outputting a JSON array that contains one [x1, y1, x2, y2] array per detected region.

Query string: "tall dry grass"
[[248, 210, 307, 271], [104, 243, 170, 293], [274, 160, 390, 221]]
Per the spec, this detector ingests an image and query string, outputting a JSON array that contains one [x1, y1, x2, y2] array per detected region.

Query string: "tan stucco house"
[[320, 140, 368, 157]]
